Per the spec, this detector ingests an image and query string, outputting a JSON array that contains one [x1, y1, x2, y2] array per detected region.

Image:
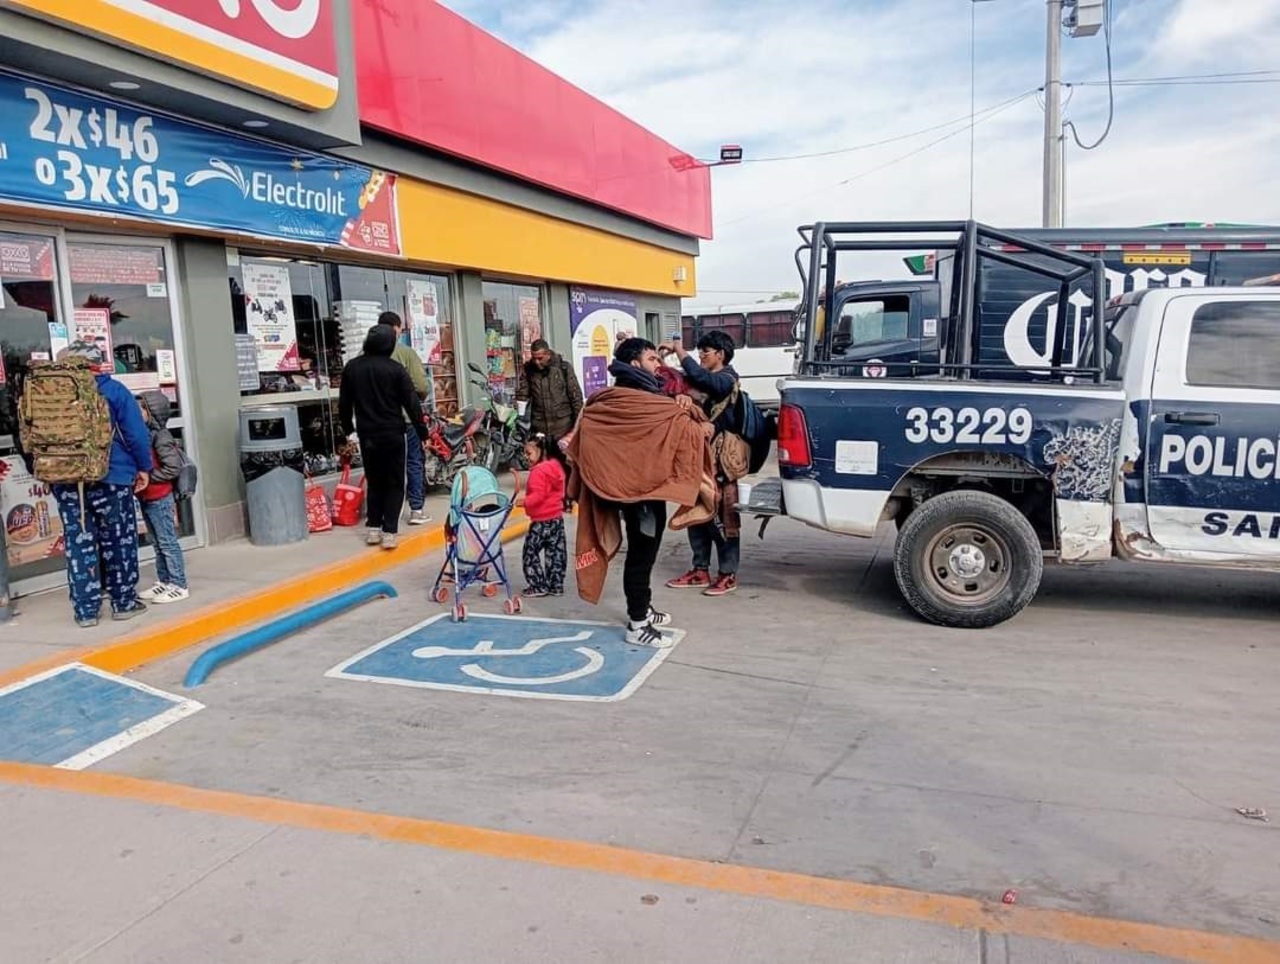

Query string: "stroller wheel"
[[432, 587, 449, 604], [452, 603, 467, 623], [482, 584, 500, 598], [503, 597, 523, 616]]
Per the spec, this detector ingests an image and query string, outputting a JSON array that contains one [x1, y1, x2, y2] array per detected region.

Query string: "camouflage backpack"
[[18, 358, 113, 485]]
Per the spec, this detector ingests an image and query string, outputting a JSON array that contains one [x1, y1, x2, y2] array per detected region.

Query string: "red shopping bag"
[[305, 476, 333, 533], [331, 464, 366, 527]]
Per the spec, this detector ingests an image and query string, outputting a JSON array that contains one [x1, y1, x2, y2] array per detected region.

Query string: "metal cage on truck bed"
[[794, 221, 1108, 384]]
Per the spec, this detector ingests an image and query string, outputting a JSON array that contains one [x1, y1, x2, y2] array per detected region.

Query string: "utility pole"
[[1042, 0, 1063, 227]]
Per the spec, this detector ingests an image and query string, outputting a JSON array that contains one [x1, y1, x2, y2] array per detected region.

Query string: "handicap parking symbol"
[[326, 614, 685, 702]]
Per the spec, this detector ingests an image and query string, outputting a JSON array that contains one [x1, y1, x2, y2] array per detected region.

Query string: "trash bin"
[[239, 406, 308, 546]]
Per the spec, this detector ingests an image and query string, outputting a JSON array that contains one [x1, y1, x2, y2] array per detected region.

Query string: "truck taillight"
[[777, 404, 811, 468]]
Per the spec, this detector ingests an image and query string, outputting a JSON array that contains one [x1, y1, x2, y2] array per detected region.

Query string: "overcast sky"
[[440, 0, 1280, 309]]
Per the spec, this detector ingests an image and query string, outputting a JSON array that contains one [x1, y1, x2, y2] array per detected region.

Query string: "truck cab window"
[[1185, 301, 1280, 390], [831, 295, 910, 356]]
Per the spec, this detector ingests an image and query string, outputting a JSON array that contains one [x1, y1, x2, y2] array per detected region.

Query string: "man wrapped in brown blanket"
[[567, 337, 716, 647]]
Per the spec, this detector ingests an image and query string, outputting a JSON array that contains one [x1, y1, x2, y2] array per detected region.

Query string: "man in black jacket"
[[516, 338, 583, 441], [338, 324, 428, 549]]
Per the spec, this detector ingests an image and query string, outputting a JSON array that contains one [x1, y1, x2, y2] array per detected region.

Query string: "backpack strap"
[[708, 381, 740, 427]]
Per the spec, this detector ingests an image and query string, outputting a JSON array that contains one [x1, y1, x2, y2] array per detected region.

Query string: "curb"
[[0, 512, 530, 688]]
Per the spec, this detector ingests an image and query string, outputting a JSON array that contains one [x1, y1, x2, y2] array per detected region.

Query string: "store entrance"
[[0, 225, 201, 595]]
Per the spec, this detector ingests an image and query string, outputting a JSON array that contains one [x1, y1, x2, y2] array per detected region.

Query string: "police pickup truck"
[[748, 221, 1280, 628]]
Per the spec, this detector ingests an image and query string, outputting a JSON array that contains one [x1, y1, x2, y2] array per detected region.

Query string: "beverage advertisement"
[[0, 456, 64, 569], [241, 261, 300, 372], [569, 287, 637, 398], [0, 70, 400, 255]]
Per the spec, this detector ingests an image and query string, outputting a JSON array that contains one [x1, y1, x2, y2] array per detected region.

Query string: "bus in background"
[[680, 300, 798, 410]]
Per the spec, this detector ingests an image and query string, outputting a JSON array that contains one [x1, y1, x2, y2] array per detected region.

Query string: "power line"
[[717, 90, 1037, 229], [725, 90, 1037, 165]]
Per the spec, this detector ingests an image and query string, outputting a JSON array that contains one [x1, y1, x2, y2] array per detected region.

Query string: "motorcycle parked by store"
[[466, 363, 529, 470], [423, 404, 489, 488]]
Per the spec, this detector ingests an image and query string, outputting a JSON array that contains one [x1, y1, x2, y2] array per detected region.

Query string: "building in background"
[[0, 0, 710, 594]]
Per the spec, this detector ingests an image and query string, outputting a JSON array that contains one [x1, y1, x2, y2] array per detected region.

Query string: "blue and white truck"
[[747, 221, 1280, 628]]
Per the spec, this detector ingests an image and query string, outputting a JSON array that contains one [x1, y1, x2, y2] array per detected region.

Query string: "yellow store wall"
[[397, 178, 698, 297]]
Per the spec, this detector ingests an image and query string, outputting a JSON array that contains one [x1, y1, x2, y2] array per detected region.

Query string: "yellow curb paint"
[[0, 762, 1275, 964], [0, 513, 529, 688]]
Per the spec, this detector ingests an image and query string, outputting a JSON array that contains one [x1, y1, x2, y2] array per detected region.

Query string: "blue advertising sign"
[[569, 287, 638, 398], [0, 70, 401, 255]]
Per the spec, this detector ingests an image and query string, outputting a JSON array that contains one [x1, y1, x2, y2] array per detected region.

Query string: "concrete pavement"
[[1, 504, 1278, 962]]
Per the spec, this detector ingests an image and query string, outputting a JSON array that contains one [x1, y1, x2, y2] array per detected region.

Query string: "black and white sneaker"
[[646, 607, 673, 628], [626, 619, 673, 649]]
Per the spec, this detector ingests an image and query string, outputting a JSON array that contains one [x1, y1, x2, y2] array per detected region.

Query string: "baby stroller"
[[431, 466, 523, 622]]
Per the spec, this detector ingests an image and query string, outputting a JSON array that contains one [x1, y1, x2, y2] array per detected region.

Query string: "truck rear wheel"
[[893, 490, 1043, 629]]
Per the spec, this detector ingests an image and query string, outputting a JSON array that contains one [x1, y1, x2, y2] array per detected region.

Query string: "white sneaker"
[[138, 582, 169, 601], [153, 585, 190, 605], [366, 528, 383, 546], [408, 509, 431, 525], [647, 607, 674, 628], [626, 619, 674, 649], [381, 532, 399, 550]]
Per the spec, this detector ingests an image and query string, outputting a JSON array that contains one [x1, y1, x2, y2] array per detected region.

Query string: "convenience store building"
[[0, 0, 711, 594]]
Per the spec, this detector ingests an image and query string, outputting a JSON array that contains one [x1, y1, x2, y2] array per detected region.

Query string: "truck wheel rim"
[[925, 524, 1010, 605]]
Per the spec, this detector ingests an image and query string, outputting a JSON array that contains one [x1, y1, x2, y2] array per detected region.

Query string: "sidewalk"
[[1, 480, 507, 679]]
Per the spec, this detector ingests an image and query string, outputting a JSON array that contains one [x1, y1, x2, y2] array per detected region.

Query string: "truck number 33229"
[[904, 406, 1034, 446]]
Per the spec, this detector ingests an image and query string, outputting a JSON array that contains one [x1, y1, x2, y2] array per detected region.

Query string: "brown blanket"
[[567, 387, 716, 604]]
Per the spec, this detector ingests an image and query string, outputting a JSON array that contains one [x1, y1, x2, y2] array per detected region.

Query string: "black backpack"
[[734, 389, 773, 474]]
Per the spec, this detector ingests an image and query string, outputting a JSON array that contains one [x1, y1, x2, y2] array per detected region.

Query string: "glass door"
[[64, 236, 202, 554], [0, 226, 67, 585]]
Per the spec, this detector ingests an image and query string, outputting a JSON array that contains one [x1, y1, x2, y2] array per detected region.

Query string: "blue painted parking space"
[[0, 664, 203, 769], [327, 614, 684, 702]]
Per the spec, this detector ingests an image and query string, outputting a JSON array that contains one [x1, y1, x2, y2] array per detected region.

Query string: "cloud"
[[440, 0, 1280, 307]]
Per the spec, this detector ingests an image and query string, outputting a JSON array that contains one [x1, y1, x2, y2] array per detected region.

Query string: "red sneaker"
[[703, 574, 738, 597], [666, 568, 711, 590]]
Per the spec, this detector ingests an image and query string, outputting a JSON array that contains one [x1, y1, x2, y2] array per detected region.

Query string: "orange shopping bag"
[[331, 463, 366, 527]]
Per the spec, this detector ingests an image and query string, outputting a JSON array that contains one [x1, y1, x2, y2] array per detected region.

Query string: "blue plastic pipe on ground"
[[183, 581, 398, 688]]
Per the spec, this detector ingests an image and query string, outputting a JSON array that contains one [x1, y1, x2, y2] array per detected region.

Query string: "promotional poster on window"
[[69, 307, 113, 373], [405, 279, 441, 364], [241, 262, 300, 372], [569, 287, 637, 398]]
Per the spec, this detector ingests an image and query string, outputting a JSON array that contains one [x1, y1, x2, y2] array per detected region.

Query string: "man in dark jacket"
[[338, 324, 429, 550], [662, 330, 742, 597], [516, 339, 583, 440]]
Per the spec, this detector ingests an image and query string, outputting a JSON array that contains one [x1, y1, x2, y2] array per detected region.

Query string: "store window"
[[230, 256, 457, 472], [482, 281, 543, 404], [2, 234, 194, 584], [1, 229, 63, 583]]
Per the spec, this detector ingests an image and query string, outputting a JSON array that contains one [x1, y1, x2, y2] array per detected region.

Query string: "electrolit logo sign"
[[5, 0, 339, 110]]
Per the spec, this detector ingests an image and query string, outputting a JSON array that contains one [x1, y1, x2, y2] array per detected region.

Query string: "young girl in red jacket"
[[518, 433, 567, 597]]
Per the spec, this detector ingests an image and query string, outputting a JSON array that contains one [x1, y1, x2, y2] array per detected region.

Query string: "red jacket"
[[524, 458, 566, 523]]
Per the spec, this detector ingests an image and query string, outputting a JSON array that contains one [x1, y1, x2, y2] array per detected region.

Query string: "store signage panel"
[[4, 0, 339, 110], [0, 71, 400, 255]]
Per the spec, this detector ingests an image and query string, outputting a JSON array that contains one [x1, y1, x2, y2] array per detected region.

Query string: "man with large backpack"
[[18, 341, 153, 628]]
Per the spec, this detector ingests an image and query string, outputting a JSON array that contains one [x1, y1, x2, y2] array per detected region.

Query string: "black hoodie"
[[338, 324, 428, 440]]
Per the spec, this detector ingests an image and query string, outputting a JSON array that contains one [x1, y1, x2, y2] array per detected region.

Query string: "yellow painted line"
[[0, 513, 529, 688], [0, 762, 1274, 964]]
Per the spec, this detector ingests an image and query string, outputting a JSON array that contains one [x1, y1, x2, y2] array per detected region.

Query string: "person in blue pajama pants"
[[45, 341, 154, 628]]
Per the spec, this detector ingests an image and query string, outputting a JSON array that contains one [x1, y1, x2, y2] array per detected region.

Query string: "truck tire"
[[893, 490, 1043, 629]]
